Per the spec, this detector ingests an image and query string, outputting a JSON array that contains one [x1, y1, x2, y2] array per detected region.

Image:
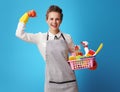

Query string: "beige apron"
[[45, 33, 78, 92]]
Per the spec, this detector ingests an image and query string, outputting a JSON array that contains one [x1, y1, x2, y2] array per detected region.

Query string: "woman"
[[16, 5, 78, 92]]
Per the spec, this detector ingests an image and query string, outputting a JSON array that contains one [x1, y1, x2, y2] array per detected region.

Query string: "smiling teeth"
[[52, 24, 57, 27]]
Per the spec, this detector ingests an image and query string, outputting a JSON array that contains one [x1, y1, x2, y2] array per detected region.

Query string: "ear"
[[60, 20, 62, 24], [60, 19, 62, 24], [46, 18, 48, 24]]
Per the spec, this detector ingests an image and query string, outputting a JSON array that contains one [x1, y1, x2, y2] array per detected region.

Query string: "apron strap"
[[47, 32, 71, 53], [46, 33, 66, 41], [47, 33, 49, 40], [61, 33, 66, 41]]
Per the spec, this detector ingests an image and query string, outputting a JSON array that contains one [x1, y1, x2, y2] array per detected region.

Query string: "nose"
[[53, 19, 57, 24]]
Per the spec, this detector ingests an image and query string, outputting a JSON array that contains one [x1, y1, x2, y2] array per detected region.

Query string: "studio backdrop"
[[0, 0, 120, 92]]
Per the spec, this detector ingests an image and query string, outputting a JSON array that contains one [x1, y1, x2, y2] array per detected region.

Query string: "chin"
[[51, 28, 59, 31]]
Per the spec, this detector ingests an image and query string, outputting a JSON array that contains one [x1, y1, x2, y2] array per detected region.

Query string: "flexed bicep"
[[15, 10, 40, 44]]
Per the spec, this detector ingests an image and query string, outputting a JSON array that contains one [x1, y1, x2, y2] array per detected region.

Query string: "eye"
[[50, 18, 53, 20], [56, 18, 60, 21]]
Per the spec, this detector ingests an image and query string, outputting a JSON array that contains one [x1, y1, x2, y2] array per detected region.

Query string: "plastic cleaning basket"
[[68, 56, 95, 70]]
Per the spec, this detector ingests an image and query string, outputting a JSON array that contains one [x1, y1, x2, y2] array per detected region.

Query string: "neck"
[[49, 29, 60, 35]]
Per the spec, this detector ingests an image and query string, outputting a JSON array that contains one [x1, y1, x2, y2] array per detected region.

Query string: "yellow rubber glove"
[[19, 13, 29, 24]]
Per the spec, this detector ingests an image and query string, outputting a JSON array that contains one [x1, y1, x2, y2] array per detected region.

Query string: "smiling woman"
[[16, 5, 79, 92], [0, 0, 119, 92], [46, 5, 63, 35], [46, 12, 62, 34]]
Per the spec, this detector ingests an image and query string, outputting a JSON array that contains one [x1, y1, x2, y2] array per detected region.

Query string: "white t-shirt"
[[16, 22, 75, 60]]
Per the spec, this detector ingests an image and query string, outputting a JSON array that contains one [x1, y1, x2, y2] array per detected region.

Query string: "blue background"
[[0, 0, 120, 92]]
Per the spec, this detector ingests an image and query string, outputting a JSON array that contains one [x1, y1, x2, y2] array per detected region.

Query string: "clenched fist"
[[28, 10, 36, 17]]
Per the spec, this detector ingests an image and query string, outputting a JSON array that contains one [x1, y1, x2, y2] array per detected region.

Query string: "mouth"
[[51, 24, 57, 28]]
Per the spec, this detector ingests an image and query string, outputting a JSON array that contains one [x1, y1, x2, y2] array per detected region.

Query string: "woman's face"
[[46, 12, 62, 32]]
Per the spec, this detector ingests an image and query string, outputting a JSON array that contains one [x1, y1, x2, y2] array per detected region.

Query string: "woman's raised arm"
[[15, 10, 41, 44]]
